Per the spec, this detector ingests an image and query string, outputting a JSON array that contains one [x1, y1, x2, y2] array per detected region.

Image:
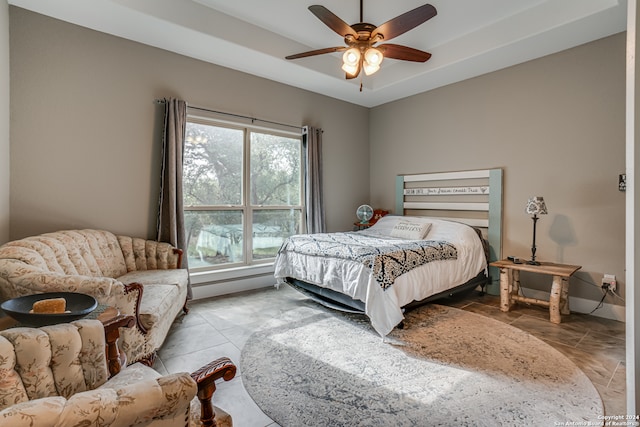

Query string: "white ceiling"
[[8, 0, 628, 107]]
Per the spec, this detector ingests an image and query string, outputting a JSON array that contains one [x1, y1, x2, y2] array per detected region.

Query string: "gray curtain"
[[157, 98, 191, 298], [303, 126, 326, 233]]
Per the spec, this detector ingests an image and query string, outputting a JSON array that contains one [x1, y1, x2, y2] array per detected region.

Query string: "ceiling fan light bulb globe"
[[342, 62, 359, 75], [343, 48, 360, 66], [363, 63, 380, 76], [364, 48, 383, 66]]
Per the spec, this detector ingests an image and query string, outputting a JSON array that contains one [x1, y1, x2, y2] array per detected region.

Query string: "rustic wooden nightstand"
[[489, 259, 582, 324]]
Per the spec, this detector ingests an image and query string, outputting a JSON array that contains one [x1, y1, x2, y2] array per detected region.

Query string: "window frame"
[[184, 115, 305, 273]]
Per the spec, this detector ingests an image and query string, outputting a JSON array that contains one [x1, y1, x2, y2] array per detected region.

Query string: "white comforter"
[[273, 216, 487, 336]]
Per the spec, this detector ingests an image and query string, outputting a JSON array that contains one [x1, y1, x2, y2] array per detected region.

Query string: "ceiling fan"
[[285, 1, 437, 81]]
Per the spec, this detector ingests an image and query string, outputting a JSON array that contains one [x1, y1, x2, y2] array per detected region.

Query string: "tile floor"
[[153, 284, 626, 427]]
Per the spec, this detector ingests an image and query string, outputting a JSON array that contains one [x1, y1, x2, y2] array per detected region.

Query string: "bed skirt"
[[285, 270, 488, 316]]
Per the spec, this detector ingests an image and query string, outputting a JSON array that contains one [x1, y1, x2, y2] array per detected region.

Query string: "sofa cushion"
[[0, 397, 67, 427], [118, 270, 188, 330], [58, 388, 119, 425], [117, 269, 188, 289], [99, 363, 195, 425], [99, 362, 160, 388]]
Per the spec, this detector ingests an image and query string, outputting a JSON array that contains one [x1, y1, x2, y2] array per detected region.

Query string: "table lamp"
[[525, 196, 548, 265]]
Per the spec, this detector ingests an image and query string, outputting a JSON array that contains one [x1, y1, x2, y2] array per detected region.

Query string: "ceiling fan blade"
[[371, 4, 437, 41], [379, 44, 432, 62], [309, 5, 357, 38], [286, 46, 346, 60]]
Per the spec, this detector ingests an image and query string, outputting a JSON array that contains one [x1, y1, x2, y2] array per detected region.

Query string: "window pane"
[[183, 118, 304, 273], [250, 132, 301, 206], [184, 123, 243, 206], [252, 209, 302, 260], [186, 210, 244, 268]]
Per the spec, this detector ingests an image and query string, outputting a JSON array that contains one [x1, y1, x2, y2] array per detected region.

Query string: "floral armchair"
[[0, 319, 236, 427]]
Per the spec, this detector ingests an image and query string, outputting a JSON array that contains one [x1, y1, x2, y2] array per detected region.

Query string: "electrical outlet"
[[619, 174, 626, 192], [602, 274, 617, 292]]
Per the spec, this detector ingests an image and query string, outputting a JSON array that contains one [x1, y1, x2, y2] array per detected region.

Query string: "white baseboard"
[[191, 274, 275, 300], [519, 288, 625, 322], [191, 275, 626, 323]]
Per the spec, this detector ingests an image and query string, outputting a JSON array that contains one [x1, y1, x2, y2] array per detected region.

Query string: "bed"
[[274, 168, 503, 336]]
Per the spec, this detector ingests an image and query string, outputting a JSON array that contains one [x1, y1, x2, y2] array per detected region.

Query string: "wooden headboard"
[[395, 168, 503, 290]]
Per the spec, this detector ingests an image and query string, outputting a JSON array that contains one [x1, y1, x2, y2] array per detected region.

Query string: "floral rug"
[[240, 303, 602, 427]]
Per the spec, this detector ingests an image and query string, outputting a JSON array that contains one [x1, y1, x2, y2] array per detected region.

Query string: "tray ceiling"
[[8, 0, 628, 107]]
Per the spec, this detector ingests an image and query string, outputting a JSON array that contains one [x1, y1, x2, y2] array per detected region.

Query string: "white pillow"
[[390, 219, 432, 240], [365, 215, 402, 235]]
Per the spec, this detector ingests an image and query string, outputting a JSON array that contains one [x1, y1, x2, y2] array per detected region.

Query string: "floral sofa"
[[0, 319, 235, 426], [0, 229, 189, 364]]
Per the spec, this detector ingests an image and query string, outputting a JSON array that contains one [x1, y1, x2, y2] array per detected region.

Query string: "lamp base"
[[527, 260, 540, 266]]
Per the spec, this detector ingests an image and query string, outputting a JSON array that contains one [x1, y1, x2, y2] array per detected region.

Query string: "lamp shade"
[[342, 48, 361, 76], [525, 196, 548, 215], [342, 48, 360, 66], [341, 62, 359, 75], [363, 62, 380, 76], [363, 47, 383, 76], [364, 48, 383, 66]]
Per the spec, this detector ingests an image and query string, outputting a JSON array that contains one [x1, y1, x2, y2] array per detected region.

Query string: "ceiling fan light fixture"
[[364, 47, 383, 66], [342, 48, 360, 66], [363, 47, 383, 75], [342, 47, 362, 76], [342, 61, 360, 75], [286, 3, 437, 85], [363, 62, 380, 76]]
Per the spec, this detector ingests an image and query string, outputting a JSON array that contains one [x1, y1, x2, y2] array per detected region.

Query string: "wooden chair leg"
[[190, 357, 237, 427]]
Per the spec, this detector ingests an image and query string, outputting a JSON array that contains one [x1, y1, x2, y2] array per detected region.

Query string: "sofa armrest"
[[190, 357, 237, 427], [117, 236, 183, 271]]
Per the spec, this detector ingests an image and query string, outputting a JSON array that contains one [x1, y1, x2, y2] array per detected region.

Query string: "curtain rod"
[[154, 99, 303, 132]]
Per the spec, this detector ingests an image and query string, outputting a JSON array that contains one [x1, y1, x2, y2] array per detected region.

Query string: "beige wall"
[[9, 7, 628, 309], [9, 7, 369, 240], [0, 0, 9, 244], [370, 33, 626, 308]]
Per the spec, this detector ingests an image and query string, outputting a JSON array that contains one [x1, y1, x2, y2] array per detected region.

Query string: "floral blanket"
[[278, 232, 457, 290]]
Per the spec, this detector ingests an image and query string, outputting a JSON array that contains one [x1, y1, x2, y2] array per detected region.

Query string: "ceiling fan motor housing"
[[351, 23, 378, 41]]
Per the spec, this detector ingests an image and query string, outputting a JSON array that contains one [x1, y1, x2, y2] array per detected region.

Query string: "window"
[[183, 118, 304, 270]]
